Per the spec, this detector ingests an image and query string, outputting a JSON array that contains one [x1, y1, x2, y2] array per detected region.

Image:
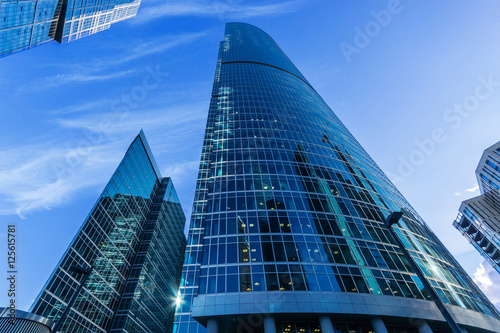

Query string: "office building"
[[454, 141, 500, 273], [0, 308, 52, 333], [30, 130, 186, 333], [0, 0, 141, 57], [174, 23, 500, 333]]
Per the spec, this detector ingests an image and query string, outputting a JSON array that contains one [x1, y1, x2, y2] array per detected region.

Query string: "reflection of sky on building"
[[0, 0, 141, 56], [59, 0, 141, 44], [30, 132, 185, 333], [175, 23, 500, 333], [454, 142, 500, 274], [0, 0, 61, 55]]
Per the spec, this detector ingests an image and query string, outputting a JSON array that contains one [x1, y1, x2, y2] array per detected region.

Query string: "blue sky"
[[0, 0, 499, 311]]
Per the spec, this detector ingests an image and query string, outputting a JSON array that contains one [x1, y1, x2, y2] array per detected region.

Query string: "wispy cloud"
[[134, 0, 305, 24], [55, 103, 208, 135], [0, 73, 211, 217], [46, 70, 135, 87], [23, 31, 209, 92], [0, 102, 206, 216], [49, 99, 114, 115], [473, 261, 500, 307], [466, 184, 480, 192], [24, 69, 136, 93], [454, 183, 479, 196], [0, 100, 208, 217], [163, 160, 200, 185], [162, 160, 200, 222], [0, 141, 124, 217], [98, 31, 211, 67]]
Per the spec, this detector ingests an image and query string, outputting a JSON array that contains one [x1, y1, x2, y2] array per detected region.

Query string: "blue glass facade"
[[0, 307, 52, 333], [0, 0, 141, 57], [454, 141, 500, 274], [30, 130, 186, 333], [0, 0, 62, 56], [57, 0, 141, 44], [175, 23, 500, 333]]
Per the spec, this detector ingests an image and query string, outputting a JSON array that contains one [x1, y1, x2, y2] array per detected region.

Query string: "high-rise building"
[[454, 141, 500, 274], [31, 130, 186, 333], [0, 0, 141, 57], [174, 23, 500, 333], [0, 308, 52, 333]]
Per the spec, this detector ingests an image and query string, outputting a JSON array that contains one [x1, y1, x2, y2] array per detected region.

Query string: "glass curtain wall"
[[174, 23, 500, 333]]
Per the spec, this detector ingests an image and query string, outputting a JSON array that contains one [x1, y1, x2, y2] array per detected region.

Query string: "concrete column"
[[417, 321, 433, 333], [207, 318, 218, 333], [264, 316, 277, 333], [370, 318, 388, 333], [318, 316, 334, 333]]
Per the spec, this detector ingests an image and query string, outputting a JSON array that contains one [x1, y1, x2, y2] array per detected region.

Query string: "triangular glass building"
[[174, 23, 500, 333], [31, 131, 186, 333]]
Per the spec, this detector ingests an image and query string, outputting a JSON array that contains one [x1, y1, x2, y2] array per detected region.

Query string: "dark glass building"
[[454, 141, 500, 273], [174, 23, 500, 333], [0, 0, 141, 57], [0, 308, 52, 333], [31, 130, 186, 333]]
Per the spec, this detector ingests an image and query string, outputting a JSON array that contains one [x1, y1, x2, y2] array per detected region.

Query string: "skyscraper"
[[0, 308, 52, 333], [31, 130, 186, 333], [174, 23, 500, 333], [0, 0, 141, 57], [454, 141, 500, 274]]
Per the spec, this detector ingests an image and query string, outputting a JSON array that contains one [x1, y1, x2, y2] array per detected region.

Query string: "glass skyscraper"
[[0, 0, 141, 57], [174, 23, 500, 333], [31, 130, 186, 333], [454, 141, 500, 274]]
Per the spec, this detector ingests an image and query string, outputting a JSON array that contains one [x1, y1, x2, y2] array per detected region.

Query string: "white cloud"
[[0, 101, 209, 217], [44, 70, 135, 87], [163, 160, 200, 185], [108, 31, 210, 64], [466, 184, 480, 192], [454, 183, 479, 196], [473, 261, 500, 308], [85, 31, 211, 68], [23, 70, 135, 92], [55, 103, 207, 135], [55, 103, 209, 159], [134, 0, 305, 23], [24, 31, 209, 92], [0, 140, 126, 217], [49, 99, 114, 115]]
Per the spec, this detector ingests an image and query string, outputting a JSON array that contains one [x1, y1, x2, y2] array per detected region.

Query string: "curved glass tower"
[[175, 23, 500, 333]]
